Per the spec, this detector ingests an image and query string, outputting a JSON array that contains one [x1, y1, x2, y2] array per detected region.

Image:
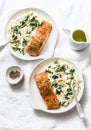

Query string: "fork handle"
[[76, 102, 84, 118], [0, 41, 10, 47]]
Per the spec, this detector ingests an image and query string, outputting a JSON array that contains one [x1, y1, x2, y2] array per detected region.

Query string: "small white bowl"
[[6, 65, 24, 85]]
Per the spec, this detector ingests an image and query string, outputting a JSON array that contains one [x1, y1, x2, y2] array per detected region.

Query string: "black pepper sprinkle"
[[9, 70, 20, 79]]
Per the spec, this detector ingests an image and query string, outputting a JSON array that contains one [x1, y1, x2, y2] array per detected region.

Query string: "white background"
[[0, 0, 91, 130]]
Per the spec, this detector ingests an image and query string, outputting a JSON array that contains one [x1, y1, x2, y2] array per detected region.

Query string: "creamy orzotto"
[[45, 59, 82, 107], [7, 11, 42, 54]]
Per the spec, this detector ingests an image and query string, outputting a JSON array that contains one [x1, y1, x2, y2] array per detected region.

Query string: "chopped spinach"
[[55, 64, 66, 72], [65, 95, 70, 99], [70, 69, 75, 74], [30, 16, 40, 27], [54, 61, 58, 64], [12, 34, 18, 41], [48, 66, 51, 68], [66, 68, 75, 77], [23, 38, 28, 45], [18, 31, 21, 35], [65, 91, 73, 99], [32, 27, 36, 31], [10, 41, 14, 44], [55, 64, 61, 72], [20, 48, 25, 55], [61, 102, 69, 107], [30, 20, 40, 27], [51, 83, 58, 88], [52, 75, 58, 79], [30, 16, 37, 22], [26, 29, 31, 34], [11, 26, 19, 33], [56, 86, 62, 95], [60, 65, 66, 72], [70, 69, 75, 76], [12, 47, 20, 51], [70, 76, 74, 79], [66, 82, 70, 85], [45, 70, 53, 74], [25, 15, 30, 21], [67, 88, 72, 93], [20, 20, 26, 26], [20, 15, 30, 26]]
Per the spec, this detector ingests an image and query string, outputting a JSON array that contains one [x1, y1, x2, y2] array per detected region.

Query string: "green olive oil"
[[72, 30, 87, 43]]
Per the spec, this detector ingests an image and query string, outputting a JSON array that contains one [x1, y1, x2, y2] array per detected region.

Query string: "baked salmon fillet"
[[25, 20, 52, 56], [34, 71, 60, 110]]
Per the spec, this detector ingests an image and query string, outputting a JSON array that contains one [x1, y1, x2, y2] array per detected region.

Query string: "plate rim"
[[5, 7, 58, 61], [29, 57, 84, 114]]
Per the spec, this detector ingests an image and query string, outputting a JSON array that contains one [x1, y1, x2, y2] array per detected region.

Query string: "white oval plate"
[[5, 8, 58, 60], [29, 57, 84, 114]]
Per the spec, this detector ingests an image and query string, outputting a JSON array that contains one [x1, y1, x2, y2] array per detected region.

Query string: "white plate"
[[5, 8, 58, 60], [29, 57, 84, 114]]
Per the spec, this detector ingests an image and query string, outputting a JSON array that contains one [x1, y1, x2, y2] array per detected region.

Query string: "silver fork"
[[0, 41, 10, 50], [71, 80, 84, 118]]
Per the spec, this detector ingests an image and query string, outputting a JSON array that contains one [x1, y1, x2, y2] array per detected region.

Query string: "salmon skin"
[[25, 20, 52, 56], [34, 71, 60, 110]]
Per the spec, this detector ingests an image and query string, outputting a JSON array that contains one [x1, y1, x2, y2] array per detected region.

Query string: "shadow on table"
[[34, 106, 76, 119], [11, 53, 40, 62], [9, 76, 25, 92], [80, 74, 90, 128]]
